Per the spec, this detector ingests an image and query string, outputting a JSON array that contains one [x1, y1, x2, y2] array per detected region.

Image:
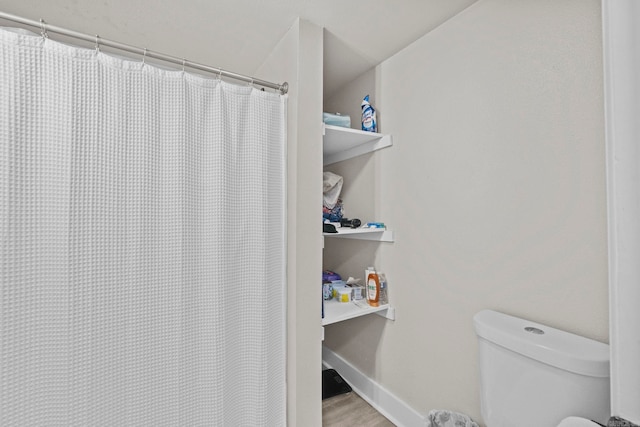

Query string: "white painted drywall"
[[0, 0, 478, 102], [256, 18, 324, 427], [602, 1, 640, 424], [323, 0, 607, 424], [323, 66, 377, 131]]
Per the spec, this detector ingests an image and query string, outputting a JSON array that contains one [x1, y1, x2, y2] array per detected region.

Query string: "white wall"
[[602, 1, 640, 424], [256, 18, 324, 427], [323, 0, 607, 424], [324, 66, 377, 131]]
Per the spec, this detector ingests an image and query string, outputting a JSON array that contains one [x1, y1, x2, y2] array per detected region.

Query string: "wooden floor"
[[322, 391, 396, 427]]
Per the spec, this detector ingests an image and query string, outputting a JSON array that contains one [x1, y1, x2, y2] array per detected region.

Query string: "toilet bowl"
[[557, 416, 602, 427]]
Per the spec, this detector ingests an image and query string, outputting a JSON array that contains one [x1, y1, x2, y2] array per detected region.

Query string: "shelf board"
[[322, 299, 394, 326], [323, 227, 394, 242], [323, 124, 392, 165]]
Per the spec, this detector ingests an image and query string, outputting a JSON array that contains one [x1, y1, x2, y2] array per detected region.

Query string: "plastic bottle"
[[378, 272, 388, 305], [361, 95, 377, 133], [366, 270, 380, 307]]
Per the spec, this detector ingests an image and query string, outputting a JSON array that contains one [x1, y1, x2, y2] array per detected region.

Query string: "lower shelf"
[[322, 299, 395, 326]]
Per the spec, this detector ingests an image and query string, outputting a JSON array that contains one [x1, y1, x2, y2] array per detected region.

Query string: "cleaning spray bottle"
[[361, 95, 377, 133], [366, 268, 380, 307]]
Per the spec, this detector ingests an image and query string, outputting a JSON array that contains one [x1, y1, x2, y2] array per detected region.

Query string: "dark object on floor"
[[322, 369, 352, 400]]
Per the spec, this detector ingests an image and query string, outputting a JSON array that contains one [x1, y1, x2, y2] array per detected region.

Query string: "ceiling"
[[0, 0, 477, 96]]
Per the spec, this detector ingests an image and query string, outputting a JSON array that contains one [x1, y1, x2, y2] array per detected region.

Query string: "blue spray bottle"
[[361, 95, 377, 132]]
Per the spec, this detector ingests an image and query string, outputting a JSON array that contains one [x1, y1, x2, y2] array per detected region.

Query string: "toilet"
[[474, 310, 610, 427], [556, 417, 604, 427]]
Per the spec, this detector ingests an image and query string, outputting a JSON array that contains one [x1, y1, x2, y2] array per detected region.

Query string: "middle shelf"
[[323, 227, 394, 242]]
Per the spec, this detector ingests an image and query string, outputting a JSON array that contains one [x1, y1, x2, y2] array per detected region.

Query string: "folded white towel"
[[426, 410, 479, 427], [322, 171, 343, 209]]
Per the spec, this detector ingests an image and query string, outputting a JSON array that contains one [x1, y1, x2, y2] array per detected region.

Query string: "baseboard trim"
[[322, 346, 425, 427]]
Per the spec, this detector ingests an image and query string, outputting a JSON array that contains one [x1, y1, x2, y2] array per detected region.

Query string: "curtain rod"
[[0, 11, 289, 95]]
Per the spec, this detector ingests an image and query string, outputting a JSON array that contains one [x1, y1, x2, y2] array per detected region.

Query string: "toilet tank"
[[474, 310, 610, 427]]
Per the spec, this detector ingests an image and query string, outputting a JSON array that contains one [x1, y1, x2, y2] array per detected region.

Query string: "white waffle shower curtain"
[[0, 27, 286, 426]]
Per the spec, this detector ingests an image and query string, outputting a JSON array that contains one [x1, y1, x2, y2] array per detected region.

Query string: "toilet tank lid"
[[474, 310, 609, 378]]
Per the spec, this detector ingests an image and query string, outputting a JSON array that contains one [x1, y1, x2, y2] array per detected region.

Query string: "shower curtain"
[[0, 27, 286, 426]]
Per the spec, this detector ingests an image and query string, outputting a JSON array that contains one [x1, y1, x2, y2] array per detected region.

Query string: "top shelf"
[[322, 124, 393, 166]]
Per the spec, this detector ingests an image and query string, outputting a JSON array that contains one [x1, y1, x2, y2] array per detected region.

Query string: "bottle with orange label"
[[366, 269, 380, 307]]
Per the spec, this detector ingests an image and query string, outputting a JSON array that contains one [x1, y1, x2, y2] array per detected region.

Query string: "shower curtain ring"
[[142, 48, 148, 64], [39, 19, 48, 39], [182, 58, 186, 72], [216, 68, 223, 81], [95, 35, 100, 52]]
